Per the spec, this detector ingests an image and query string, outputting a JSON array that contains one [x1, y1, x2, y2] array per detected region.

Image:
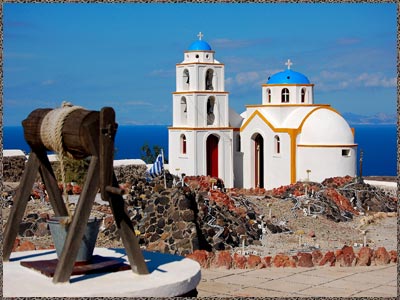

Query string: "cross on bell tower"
[[197, 32, 204, 40]]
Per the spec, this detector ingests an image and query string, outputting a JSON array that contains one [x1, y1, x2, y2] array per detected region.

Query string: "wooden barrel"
[[22, 108, 100, 159]]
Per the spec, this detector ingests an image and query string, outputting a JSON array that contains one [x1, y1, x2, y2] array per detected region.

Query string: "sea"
[[2, 124, 397, 177]]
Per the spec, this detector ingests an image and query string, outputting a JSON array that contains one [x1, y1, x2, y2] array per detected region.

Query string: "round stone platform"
[[4, 248, 201, 297]]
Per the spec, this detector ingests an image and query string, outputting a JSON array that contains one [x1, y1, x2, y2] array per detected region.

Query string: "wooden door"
[[206, 134, 219, 178]]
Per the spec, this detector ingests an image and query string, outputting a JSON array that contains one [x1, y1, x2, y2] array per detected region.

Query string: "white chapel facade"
[[168, 33, 357, 189]]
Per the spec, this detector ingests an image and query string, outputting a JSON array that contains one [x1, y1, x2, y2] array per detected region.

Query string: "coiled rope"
[[40, 101, 83, 223]]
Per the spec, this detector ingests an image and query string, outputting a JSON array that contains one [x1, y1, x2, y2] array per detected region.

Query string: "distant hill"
[[342, 112, 397, 125]]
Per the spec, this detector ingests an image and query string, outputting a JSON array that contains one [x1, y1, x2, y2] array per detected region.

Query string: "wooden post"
[[99, 108, 149, 274], [3, 152, 41, 261]]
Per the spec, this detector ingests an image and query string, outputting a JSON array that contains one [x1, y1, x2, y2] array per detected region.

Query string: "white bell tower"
[[168, 33, 234, 187]]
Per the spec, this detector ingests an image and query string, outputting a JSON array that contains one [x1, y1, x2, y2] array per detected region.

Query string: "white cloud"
[[149, 69, 174, 77], [336, 38, 361, 45], [315, 70, 396, 91], [355, 72, 396, 88], [212, 38, 251, 49], [125, 101, 155, 107], [235, 71, 260, 85], [41, 79, 55, 86]]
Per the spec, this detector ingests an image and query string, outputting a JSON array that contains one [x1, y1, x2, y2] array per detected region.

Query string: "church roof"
[[267, 69, 310, 84], [188, 32, 212, 51], [267, 59, 310, 84], [299, 108, 355, 145], [188, 40, 212, 51]]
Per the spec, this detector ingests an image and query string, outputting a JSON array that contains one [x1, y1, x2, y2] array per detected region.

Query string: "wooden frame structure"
[[3, 107, 149, 283]]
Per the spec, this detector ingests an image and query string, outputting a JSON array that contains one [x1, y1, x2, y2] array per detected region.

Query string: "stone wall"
[[2, 155, 27, 182], [114, 164, 148, 183]]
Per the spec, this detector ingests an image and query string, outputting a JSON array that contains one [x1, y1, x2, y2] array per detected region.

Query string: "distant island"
[[342, 112, 397, 125]]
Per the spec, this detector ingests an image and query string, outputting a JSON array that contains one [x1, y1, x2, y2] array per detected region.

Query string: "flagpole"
[[161, 148, 167, 189]]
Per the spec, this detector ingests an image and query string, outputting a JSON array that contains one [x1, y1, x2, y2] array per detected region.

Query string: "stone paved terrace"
[[197, 264, 398, 297]]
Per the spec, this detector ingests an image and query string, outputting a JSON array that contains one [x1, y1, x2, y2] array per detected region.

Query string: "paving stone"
[[213, 274, 270, 287], [230, 287, 293, 297], [284, 273, 331, 285], [196, 281, 242, 295], [256, 278, 311, 293], [299, 286, 354, 297], [343, 272, 396, 285], [242, 267, 306, 279], [351, 283, 397, 297], [303, 267, 356, 279], [320, 277, 381, 291]]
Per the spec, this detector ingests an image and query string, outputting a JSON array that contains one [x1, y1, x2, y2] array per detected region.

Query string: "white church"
[[168, 33, 357, 189]]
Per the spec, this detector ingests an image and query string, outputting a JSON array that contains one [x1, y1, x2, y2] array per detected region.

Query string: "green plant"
[[55, 156, 90, 186], [140, 143, 167, 163]]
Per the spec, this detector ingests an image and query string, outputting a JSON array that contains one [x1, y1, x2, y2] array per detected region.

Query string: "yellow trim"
[[245, 104, 331, 108], [351, 127, 355, 136], [297, 106, 342, 132], [169, 126, 237, 131], [173, 91, 229, 95], [297, 144, 358, 148], [240, 106, 351, 184], [262, 83, 314, 87]]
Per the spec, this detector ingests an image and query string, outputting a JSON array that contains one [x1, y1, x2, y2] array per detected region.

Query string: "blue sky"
[[3, 3, 397, 126]]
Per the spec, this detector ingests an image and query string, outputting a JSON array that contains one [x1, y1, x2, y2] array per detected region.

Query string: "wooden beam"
[[107, 173, 149, 274], [36, 151, 68, 217]]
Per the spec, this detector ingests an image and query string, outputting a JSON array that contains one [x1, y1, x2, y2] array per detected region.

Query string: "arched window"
[[236, 134, 241, 152], [274, 135, 280, 154], [281, 88, 289, 103], [205, 69, 214, 90], [207, 97, 215, 125], [180, 134, 187, 154], [267, 88, 272, 103], [183, 69, 190, 90], [301, 88, 306, 103], [181, 97, 187, 125]]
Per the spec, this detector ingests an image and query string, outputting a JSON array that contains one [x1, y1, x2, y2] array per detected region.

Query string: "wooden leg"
[[99, 107, 116, 200], [36, 151, 68, 217], [3, 151, 41, 261], [52, 156, 100, 283], [98, 107, 148, 274], [107, 173, 149, 274]]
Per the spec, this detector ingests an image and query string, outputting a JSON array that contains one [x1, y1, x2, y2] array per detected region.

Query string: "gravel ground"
[[235, 196, 397, 256]]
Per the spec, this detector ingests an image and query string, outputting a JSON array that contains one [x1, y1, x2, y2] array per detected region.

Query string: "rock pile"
[[271, 176, 397, 222], [186, 245, 397, 269], [124, 175, 263, 255]]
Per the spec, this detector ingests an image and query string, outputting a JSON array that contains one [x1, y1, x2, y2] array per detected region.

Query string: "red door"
[[206, 135, 219, 178]]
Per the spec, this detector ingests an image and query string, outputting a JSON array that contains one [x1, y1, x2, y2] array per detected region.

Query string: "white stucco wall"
[[240, 115, 292, 189], [168, 129, 234, 188], [297, 147, 357, 182]]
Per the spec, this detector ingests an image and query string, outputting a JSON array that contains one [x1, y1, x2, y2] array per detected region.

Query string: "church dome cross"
[[285, 59, 293, 70], [197, 32, 204, 40]]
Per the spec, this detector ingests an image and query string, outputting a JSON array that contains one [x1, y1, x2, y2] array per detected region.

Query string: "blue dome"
[[267, 69, 310, 84], [188, 40, 212, 51]]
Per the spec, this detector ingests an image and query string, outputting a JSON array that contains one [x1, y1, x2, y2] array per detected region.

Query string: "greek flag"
[[148, 153, 164, 178]]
